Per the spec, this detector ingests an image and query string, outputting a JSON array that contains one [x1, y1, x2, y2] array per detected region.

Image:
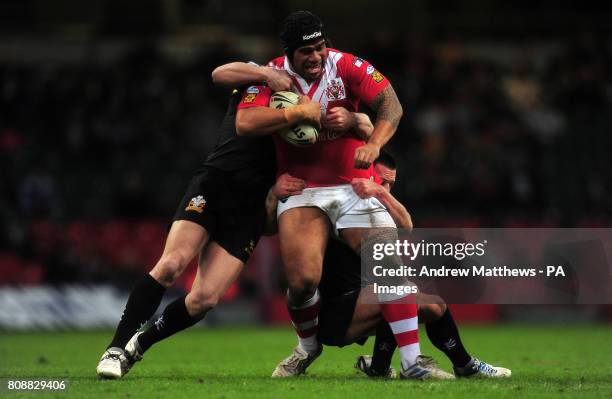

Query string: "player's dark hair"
[[280, 11, 326, 58], [374, 150, 396, 169]]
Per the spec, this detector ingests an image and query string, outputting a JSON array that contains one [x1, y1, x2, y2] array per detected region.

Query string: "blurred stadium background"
[[1, 0, 611, 330]]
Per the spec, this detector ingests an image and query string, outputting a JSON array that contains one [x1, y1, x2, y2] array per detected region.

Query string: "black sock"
[[425, 308, 471, 368], [108, 274, 166, 349], [370, 321, 397, 374], [138, 295, 202, 353]]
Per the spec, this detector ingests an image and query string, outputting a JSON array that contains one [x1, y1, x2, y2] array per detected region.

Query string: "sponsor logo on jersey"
[[302, 31, 322, 40], [371, 70, 384, 83], [353, 58, 364, 68], [243, 93, 257, 103], [366, 65, 375, 75], [325, 78, 346, 101], [185, 195, 206, 213], [246, 86, 259, 94]]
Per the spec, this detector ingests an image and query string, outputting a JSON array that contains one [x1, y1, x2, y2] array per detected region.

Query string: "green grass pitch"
[[1, 325, 611, 398]]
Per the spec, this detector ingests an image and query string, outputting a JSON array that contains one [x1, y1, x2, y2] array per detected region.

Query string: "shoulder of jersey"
[[327, 48, 353, 58], [330, 51, 361, 76], [267, 57, 285, 69]]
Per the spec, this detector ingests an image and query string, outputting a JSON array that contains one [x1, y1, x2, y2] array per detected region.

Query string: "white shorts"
[[277, 184, 396, 233]]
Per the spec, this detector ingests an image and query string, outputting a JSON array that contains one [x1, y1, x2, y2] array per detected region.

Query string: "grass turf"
[[1, 325, 611, 398]]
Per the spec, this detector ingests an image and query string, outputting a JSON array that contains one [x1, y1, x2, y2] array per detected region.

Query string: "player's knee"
[[186, 288, 220, 317], [418, 303, 436, 323], [284, 256, 321, 301], [151, 253, 189, 286], [417, 292, 447, 323], [430, 302, 447, 319], [418, 296, 447, 322], [287, 276, 318, 304], [431, 294, 447, 316]]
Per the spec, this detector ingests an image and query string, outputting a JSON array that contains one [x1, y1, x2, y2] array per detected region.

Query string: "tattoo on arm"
[[369, 85, 403, 128]]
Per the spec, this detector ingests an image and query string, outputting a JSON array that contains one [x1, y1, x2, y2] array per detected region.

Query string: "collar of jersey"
[[283, 56, 325, 96]]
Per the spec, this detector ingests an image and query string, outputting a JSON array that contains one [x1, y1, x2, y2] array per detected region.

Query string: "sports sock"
[[380, 300, 420, 369], [425, 308, 471, 367], [287, 290, 321, 353], [138, 295, 202, 353], [370, 320, 397, 374], [108, 274, 166, 349]]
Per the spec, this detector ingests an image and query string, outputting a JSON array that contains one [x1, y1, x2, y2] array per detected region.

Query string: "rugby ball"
[[269, 91, 319, 146]]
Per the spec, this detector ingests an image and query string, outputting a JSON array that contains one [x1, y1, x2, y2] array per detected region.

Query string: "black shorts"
[[318, 289, 367, 347], [172, 167, 269, 263]]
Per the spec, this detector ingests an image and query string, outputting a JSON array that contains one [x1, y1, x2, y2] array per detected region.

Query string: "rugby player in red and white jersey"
[[235, 11, 419, 378]]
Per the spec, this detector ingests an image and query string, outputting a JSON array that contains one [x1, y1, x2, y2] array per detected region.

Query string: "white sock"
[[289, 290, 320, 354], [399, 342, 420, 369], [298, 335, 319, 353]]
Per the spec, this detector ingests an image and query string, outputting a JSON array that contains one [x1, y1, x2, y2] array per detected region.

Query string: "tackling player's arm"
[[211, 62, 292, 92], [263, 189, 280, 235], [213, 62, 316, 136], [354, 112, 374, 140], [324, 107, 374, 140], [374, 186, 413, 230], [236, 96, 321, 136], [215, 63, 366, 138], [263, 173, 307, 235], [350, 178, 413, 230]]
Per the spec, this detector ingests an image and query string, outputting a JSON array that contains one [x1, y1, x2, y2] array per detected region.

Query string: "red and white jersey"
[[237, 48, 390, 187]]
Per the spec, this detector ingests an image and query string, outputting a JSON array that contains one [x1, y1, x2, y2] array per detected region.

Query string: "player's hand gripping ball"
[[269, 91, 319, 146]]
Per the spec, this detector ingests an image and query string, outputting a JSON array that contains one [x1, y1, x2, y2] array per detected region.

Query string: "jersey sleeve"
[[340, 53, 390, 105], [236, 84, 273, 109]]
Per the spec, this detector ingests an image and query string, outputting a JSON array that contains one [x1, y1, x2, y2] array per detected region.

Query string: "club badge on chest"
[[325, 78, 346, 101]]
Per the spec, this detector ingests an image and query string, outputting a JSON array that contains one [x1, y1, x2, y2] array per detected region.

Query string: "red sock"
[[380, 300, 420, 368], [287, 290, 321, 353]]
